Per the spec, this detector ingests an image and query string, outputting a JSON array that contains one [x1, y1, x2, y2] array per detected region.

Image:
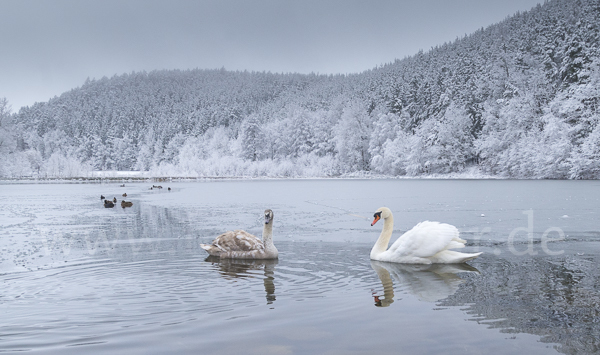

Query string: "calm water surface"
[[1, 179, 599, 354]]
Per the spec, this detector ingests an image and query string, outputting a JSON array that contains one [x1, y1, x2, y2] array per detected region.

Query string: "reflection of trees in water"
[[440, 254, 600, 354], [370, 261, 479, 307], [83, 203, 207, 257], [205, 256, 277, 305]]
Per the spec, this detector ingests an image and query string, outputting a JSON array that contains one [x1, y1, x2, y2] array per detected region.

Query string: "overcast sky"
[[1, 0, 542, 111]]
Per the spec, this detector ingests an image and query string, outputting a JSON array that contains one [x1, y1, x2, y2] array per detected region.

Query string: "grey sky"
[[1, 0, 541, 111]]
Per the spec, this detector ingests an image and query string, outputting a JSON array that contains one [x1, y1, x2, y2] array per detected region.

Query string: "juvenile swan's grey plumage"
[[201, 209, 278, 259]]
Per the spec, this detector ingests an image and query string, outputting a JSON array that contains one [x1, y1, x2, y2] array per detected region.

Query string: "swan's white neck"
[[262, 221, 277, 253], [371, 213, 394, 258]]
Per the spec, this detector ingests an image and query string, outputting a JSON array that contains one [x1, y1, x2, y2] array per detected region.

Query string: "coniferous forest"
[[1, 0, 599, 179]]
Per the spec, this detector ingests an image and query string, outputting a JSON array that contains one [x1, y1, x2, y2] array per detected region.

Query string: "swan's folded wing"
[[388, 221, 463, 258], [213, 230, 264, 252]]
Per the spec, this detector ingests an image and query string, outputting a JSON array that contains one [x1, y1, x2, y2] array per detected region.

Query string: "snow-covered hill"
[[1, 0, 599, 179]]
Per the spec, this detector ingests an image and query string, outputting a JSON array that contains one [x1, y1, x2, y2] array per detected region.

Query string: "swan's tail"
[[430, 250, 482, 264]]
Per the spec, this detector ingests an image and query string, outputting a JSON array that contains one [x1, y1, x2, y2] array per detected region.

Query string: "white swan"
[[201, 209, 278, 259], [370, 207, 481, 264]]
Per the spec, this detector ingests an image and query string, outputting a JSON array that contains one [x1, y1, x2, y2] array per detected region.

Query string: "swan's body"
[[201, 209, 278, 259], [370, 207, 481, 264]]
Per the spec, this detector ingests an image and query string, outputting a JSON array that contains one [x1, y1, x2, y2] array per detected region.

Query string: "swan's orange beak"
[[371, 215, 380, 226]]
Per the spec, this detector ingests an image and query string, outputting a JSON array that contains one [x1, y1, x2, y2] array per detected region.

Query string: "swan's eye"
[[373, 212, 382, 218]]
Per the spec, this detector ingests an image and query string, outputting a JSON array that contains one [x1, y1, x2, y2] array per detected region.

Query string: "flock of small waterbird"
[[100, 184, 171, 208]]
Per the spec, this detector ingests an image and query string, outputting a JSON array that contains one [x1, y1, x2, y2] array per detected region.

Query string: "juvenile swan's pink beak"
[[371, 215, 380, 226]]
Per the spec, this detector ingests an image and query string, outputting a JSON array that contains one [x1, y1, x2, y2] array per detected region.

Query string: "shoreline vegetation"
[[0, 167, 545, 182]]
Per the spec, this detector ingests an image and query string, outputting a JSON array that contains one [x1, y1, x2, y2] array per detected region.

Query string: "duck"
[[121, 200, 133, 208], [370, 207, 481, 264], [122, 193, 127, 197], [113, 197, 117, 203], [104, 200, 115, 208], [201, 209, 278, 259]]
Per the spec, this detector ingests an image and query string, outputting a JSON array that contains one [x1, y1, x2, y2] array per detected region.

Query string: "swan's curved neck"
[[371, 214, 394, 257], [262, 221, 276, 251]]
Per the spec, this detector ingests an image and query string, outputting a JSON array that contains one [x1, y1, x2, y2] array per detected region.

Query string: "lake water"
[[1, 179, 599, 354]]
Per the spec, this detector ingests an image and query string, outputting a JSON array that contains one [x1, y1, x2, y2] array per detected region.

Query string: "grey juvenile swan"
[[201, 209, 278, 259]]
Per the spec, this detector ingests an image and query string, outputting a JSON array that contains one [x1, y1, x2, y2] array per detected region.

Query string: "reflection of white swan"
[[371, 260, 479, 306], [370, 207, 481, 264], [201, 209, 278, 259]]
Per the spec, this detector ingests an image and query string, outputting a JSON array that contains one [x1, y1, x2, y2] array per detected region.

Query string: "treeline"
[[1, 0, 599, 178]]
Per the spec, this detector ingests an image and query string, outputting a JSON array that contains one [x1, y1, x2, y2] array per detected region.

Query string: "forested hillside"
[[1, 0, 599, 178]]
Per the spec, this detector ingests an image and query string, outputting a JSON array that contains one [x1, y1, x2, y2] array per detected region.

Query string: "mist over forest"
[[1, 0, 599, 179]]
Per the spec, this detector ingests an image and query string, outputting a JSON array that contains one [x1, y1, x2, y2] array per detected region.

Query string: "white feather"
[[371, 207, 481, 264]]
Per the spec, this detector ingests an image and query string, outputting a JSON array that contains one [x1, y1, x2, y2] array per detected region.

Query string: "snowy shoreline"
[[0, 170, 543, 184], [7, 166, 599, 184]]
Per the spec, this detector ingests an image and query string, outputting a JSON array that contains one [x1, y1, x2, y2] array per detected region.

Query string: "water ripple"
[[2, 181, 598, 354]]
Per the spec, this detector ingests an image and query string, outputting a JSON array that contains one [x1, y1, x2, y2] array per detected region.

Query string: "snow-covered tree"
[[239, 114, 263, 161], [334, 100, 372, 172], [0, 98, 15, 155]]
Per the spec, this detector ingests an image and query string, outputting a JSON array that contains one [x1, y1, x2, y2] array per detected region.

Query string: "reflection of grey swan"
[[205, 256, 277, 304], [371, 260, 479, 306], [201, 209, 278, 259], [371, 207, 482, 264]]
